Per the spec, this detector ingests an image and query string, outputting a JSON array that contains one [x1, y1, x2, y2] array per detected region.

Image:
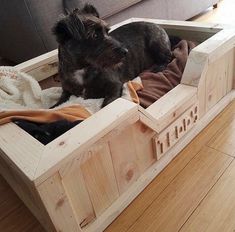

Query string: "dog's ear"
[[52, 19, 71, 44], [81, 3, 99, 18]]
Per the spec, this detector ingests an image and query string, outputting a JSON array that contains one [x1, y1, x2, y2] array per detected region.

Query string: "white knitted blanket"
[[0, 66, 141, 114]]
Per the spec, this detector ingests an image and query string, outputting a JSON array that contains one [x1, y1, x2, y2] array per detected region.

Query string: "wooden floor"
[[1, 0, 235, 231]]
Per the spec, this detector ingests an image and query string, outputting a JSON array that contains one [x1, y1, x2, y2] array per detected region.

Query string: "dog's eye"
[[93, 33, 98, 39]]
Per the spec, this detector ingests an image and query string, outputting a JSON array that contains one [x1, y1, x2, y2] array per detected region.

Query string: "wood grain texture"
[[35, 98, 138, 184], [205, 51, 234, 111], [131, 121, 157, 172], [105, 100, 235, 232], [180, 160, 235, 232], [15, 49, 58, 82], [37, 173, 82, 232], [0, 123, 43, 180], [208, 115, 235, 156], [81, 142, 119, 216], [109, 125, 141, 194], [126, 147, 232, 232], [60, 160, 96, 228], [146, 84, 197, 132]]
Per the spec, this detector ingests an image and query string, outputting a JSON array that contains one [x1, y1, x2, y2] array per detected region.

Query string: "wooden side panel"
[[109, 125, 141, 194], [0, 123, 43, 180], [146, 84, 197, 132], [154, 103, 199, 160], [233, 48, 235, 89], [131, 122, 157, 172], [226, 49, 234, 93], [15, 49, 58, 82], [37, 173, 82, 232], [81, 142, 119, 217], [205, 51, 233, 111], [60, 157, 96, 228]]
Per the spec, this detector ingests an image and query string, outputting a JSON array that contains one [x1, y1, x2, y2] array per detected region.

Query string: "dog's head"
[[53, 4, 128, 69]]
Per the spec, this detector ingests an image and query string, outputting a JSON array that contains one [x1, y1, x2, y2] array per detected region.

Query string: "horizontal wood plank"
[[126, 147, 232, 232], [180, 160, 235, 232]]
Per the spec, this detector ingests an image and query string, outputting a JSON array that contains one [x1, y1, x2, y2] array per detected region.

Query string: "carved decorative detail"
[[154, 103, 199, 160]]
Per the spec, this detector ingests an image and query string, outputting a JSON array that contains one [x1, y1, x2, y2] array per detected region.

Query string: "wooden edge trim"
[[129, 18, 224, 31], [195, 28, 235, 64], [83, 90, 235, 232], [0, 123, 44, 180], [33, 98, 139, 184], [181, 49, 209, 86], [145, 84, 197, 132], [15, 50, 58, 82], [15, 49, 58, 73]]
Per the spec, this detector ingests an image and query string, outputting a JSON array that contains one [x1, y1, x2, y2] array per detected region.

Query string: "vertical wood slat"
[[226, 49, 234, 93], [37, 173, 82, 232], [233, 48, 235, 89], [109, 125, 140, 194], [109, 122, 157, 194], [131, 122, 157, 172], [205, 50, 234, 111], [81, 142, 119, 217], [60, 157, 96, 228]]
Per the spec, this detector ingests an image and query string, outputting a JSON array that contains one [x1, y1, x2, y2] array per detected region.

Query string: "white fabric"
[[0, 66, 141, 114]]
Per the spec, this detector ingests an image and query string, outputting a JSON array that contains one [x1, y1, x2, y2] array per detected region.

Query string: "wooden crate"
[[0, 18, 235, 232]]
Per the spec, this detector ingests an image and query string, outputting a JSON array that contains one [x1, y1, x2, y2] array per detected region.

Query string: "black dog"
[[52, 4, 172, 108]]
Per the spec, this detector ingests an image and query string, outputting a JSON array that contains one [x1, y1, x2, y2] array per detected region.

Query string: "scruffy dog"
[[52, 4, 172, 107]]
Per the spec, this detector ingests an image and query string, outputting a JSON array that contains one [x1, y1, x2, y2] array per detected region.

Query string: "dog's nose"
[[121, 48, 128, 56], [115, 47, 128, 56]]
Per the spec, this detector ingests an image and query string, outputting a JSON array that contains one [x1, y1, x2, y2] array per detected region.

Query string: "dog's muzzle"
[[114, 47, 128, 57]]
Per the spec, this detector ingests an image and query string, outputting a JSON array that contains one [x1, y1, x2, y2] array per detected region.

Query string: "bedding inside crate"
[[0, 23, 219, 145], [0, 39, 199, 144]]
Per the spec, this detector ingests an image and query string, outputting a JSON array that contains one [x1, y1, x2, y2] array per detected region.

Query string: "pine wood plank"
[[37, 173, 82, 232], [226, 49, 234, 93], [105, 101, 235, 232], [0, 123, 43, 180], [205, 51, 233, 111], [15, 49, 58, 82], [60, 160, 96, 228], [35, 98, 138, 185], [146, 84, 197, 132], [126, 147, 232, 232], [81, 142, 119, 217], [208, 115, 235, 156], [131, 121, 157, 172], [180, 160, 235, 232], [109, 125, 141, 194]]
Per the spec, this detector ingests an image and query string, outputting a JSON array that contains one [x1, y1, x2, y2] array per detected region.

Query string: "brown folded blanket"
[[137, 40, 197, 108]]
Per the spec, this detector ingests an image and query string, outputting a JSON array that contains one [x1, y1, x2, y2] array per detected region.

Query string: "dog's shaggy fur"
[[52, 4, 172, 107]]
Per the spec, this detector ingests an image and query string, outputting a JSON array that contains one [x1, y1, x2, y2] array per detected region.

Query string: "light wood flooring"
[[1, 0, 235, 231]]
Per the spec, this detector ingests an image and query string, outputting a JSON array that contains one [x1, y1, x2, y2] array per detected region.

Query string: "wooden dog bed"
[[0, 18, 235, 232]]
